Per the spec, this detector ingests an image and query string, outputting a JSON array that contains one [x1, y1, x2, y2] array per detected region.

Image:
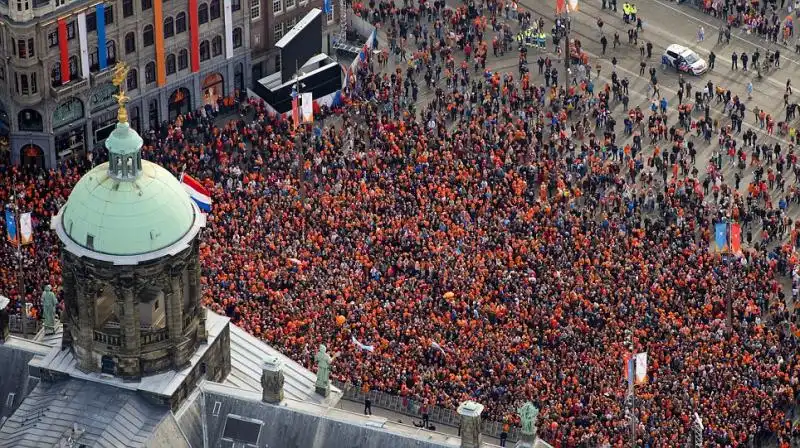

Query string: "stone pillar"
[[60, 268, 76, 349], [457, 401, 484, 448], [118, 282, 141, 379], [188, 255, 206, 342], [261, 356, 284, 404], [76, 279, 96, 373], [165, 272, 185, 368]]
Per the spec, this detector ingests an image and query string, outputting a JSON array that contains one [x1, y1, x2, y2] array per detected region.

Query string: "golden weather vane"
[[111, 62, 130, 124]]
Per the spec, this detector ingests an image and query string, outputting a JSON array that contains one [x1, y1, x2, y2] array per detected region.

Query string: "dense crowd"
[[2, 0, 800, 446]]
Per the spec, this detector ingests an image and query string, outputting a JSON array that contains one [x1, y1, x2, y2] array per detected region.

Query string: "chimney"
[[261, 356, 284, 404], [0, 296, 10, 343], [457, 401, 484, 448]]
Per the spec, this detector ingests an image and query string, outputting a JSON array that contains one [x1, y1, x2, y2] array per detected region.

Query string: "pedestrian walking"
[[364, 397, 372, 415], [732, 52, 738, 69], [709, 51, 716, 70], [787, 79, 793, 95], [697, 26, 705, 41]]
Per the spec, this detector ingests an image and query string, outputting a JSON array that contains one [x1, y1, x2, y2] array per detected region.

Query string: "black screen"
[[279, 10, 322, 83]]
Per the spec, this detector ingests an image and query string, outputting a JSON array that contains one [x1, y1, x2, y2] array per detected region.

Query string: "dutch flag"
[[180, 173, 212, 212]]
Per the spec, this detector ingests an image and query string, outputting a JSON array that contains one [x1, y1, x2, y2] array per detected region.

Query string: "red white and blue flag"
[[291, 88, 300, 129], [180, 173, 212, 212]]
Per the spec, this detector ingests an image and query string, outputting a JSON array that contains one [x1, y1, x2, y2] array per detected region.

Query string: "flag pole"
[[12, 186, 26, 338], [293, 60, 306, 203], [624, 329, 635, 447]]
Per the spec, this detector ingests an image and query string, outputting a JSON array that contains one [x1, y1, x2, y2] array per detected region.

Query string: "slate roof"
[[224, 323, 341, 405], [0, 378, 177, 448], [175, 381, 462, 448], [0, 337, 52, 424]]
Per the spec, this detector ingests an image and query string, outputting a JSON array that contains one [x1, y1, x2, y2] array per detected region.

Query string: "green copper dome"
[[59, 160, 197, 256], [57, 121, 198, 257]]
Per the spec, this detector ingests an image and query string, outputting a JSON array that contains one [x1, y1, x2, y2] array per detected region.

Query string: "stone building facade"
[[60, 239, 208, 379], [0, 0, 251, 170]]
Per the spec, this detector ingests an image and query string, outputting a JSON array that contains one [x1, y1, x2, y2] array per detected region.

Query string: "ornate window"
[[145, 61, 155, 84], [127, 68, 138, 90], [233, 28, 243, 48], [175, 12, 187, 33], [164, 17, 174, 38], [125, 32, 136, 54], [166, 54, 176, 75], [143, 25, 154, 46], [211, 36, 222, 57], [198, 3, 208, 24], [178, 49, 188, 70], [199, 40, 210, 61]]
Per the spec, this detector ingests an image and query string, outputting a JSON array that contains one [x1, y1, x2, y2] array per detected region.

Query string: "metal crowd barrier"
[[333, 379, 520, 442]]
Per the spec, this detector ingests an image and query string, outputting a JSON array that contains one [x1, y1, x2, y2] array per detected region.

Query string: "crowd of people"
[[1, 0, 800, 446]]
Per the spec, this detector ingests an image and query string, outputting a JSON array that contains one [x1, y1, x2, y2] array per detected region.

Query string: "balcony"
[[93, 330, 121, 346], [141, 327, 170, 346], [90, 64, 116, 87], [50, 78, 89, 99]]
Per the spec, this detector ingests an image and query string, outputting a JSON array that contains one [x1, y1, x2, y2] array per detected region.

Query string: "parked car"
[[661, 44, 708, 75]]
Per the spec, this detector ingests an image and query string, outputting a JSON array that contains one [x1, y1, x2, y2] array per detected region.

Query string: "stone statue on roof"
[[518, 402, 539, 436], [41, 284, 57, 334], [314, 344, 339, 397]]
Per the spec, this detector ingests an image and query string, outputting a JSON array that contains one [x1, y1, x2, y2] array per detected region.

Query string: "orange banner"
[[730, 223, 742, 255], [153, 0, 166, 86]]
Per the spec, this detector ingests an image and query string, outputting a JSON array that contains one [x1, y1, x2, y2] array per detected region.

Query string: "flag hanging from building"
[[323, 0, 332, 14], [301, 92, 314, 123], [19, 212, 33, 245], [730, 222, 742, 255], [634, 352, 648, 384], [290, 88, 300, 129], [5, 208, 17, 245], [712, 222, 728, 253], [180, 173, 213, 212]]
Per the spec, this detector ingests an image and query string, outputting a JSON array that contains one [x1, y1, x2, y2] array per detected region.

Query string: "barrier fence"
[[9, 315, 41, 336], [333, 379, 521, 442]]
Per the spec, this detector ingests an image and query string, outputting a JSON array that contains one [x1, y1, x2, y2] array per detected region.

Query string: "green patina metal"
[[60, 120, 196, 256]]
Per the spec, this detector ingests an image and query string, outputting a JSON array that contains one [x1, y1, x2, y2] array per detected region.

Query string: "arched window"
[[125, 32, 136, 54], [143, 25, 154, 47], [164, 17, 174, 38], [166, 54, 176, 75], [145, 62, 156, 84], [199, 40, 210, 61], [175, 12, 187, 33], [211, 36, 222, 57], [198, 3, 208, 24], [127, 68, 138, 90], [210, 0, 220, 19], [69, 55, 79, 78], [107, 40, 117, 64], [233, 27, 243, 48], [51, 62, 62, 87], [178, 49, 188, 70]]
